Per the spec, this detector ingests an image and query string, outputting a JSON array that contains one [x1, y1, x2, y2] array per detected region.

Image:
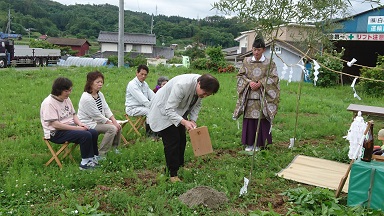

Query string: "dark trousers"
[[49, 129, 99, 159], [242, 118, 272, 148], [160, 124, 186, 177]]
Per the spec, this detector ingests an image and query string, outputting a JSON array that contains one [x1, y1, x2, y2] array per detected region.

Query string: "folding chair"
[[124, 114, 146, 137], [43, 138, 78, 168], [116, 119, 129, 145]]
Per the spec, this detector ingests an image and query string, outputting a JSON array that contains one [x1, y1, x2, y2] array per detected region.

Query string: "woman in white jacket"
[[78, 71, 121, 156]]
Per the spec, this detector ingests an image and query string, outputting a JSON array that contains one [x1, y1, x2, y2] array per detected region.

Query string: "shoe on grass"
[[79, 160, 97, 170], [244, 146, 260, 152], [93, 155, 107, 165], [170, 176, 182, 183], [245, 145, 253, 152], [94, 155, 106, 162]]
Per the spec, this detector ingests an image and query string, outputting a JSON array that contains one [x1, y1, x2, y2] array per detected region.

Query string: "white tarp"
[[58, 57, 108, 67]]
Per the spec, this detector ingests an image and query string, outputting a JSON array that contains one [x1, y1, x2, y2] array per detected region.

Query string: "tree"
[[213, 0, 355, 47], [194, 26, 236, 47], [183, 44, 205, 61], [1, 0, 258, 48]]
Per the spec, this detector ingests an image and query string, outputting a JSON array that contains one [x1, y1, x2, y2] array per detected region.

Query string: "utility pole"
[[118, 0, 124, 67], [6, 9, 11, 35], [150, 13, 154, 34]]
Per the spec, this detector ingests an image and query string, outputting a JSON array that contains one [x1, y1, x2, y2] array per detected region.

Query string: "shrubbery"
[[218, 65, 236, 73], [107, 52, 147, 67], [127, 53, 147, 67], [311, 48, 344, 87], [107, 55, 118, 65], [282, 187, 382, 215], [191, 58, 209, 70], [191, 46, 236, 73], [183, 44, 206, 61], [167, 56, 182, 64], [359, 55, 384, 97]]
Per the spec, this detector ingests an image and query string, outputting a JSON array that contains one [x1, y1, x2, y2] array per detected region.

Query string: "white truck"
[[0, 39, 61, 68]]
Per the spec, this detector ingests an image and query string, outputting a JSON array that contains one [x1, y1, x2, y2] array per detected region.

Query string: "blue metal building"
[[330, 6, 384, 82]]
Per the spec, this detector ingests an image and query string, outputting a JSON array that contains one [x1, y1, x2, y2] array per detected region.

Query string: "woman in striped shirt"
[[78, 71, 122, 157]]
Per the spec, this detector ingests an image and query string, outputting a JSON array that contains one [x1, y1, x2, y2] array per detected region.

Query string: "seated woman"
[[153, 76, 169, 93], [78, 71, 122, 156], [40, 77, 99, 170]]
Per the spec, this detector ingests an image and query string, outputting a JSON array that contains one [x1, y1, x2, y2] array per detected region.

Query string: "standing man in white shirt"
[[147, 74, 220, 182], [125, 64, 156, 136]]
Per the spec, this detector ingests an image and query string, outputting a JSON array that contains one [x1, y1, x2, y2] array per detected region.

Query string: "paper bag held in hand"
[[189, 126, 213, 156]]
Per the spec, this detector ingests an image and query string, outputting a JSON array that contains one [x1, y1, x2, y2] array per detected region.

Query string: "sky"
[[51, 0, 225, 19], [50, 0, 381, 19]]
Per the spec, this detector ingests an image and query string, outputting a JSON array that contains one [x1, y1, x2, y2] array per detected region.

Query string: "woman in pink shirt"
[[40, 77, 99, 170]]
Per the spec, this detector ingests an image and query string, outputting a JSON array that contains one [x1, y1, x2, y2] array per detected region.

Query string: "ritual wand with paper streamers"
[[335, 120, 373, 198]]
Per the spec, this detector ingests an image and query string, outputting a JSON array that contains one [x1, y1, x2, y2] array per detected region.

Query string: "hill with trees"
[[0, 0, 253, 48]]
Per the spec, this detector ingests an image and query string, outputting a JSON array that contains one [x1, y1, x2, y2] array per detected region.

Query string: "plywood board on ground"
[[277, 155, 350, 193]]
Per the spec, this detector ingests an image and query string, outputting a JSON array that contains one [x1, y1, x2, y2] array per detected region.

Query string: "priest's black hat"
[[252, 32, 265, 48]]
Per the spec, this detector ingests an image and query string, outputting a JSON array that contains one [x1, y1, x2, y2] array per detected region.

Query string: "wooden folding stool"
[[124, 114, 146, 137], [43, 138, 78, 168], [116, 119, 129, 145]]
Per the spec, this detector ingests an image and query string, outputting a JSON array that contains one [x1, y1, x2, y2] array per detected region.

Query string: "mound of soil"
[[179, 186, 229, 209]]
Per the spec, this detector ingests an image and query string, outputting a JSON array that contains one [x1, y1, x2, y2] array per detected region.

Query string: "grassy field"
[[1, 66, 384, 215]]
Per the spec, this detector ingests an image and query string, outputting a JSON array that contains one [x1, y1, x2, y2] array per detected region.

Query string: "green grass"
[[1, 66, 384, 215]]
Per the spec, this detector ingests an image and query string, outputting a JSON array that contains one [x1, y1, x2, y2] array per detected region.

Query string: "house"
[[223, 46, 242, 68], [46, 37, 91, 56], [170, 44, 178, 49], [330, 6, 384, 82], [97, 31, 174, 59], [234, 24, 315, 55], [222, 46, 238, 56], [39, 34, 48, 40], [234, 24, 317, 82]]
